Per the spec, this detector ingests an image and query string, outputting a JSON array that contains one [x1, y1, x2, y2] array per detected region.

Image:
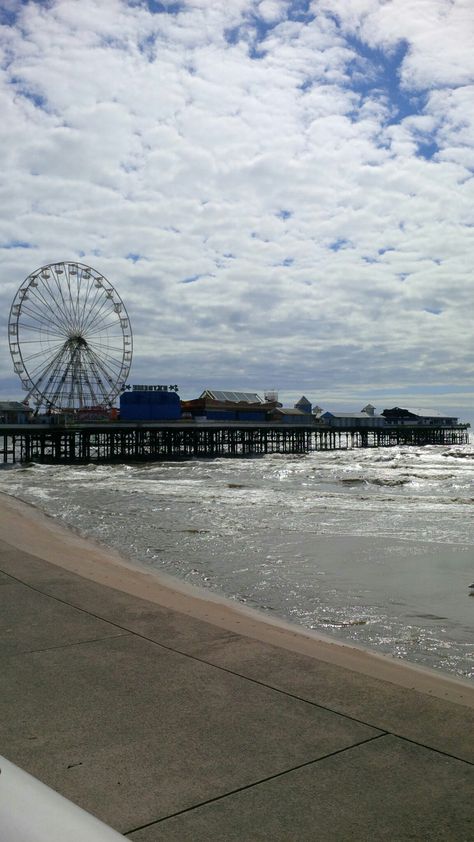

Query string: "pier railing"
[[0, 421, 469, 464]]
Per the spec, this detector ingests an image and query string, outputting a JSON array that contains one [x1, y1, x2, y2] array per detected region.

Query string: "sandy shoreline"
[[1, 490, 473, 707]]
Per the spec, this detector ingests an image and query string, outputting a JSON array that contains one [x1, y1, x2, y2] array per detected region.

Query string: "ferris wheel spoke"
[[81, 347, 112, 404], [38, 271, 76, 333], [66, 344, 83, 407], [90, 357, 122, 378], [19, 338, 65, 350], [51, 265, 79, 333], [81, 292, 112, 335], [20, 345, 66, 370], [16, 326, 69, 344], [79, 276, 101, 331], [18, 315, 67, 336], [26, 284, 71, 334], [79, 270, 102, 329], [78, 360, 100, 406], [86, 343, 126, 362], [84, 343, 122, 393], [61, 268, 82, 331], [86, 345, 120, 382], [81, 293, 109, 336], [85, 314, 122, 333], [87, 349, 124, 373], [20, 289, 66, 327], [86, 351, 122, 371], [19, 303, 62, 337], [47, 345, 81, 408], [77, 358, 100, 406], [48, 377, 70, 409], [25, 339, 68, 372], [67, 264, 86, 331], [73, 268, 89, 330], [77, 266, 93, 307], [28, 344, 70, 397], [23, 344, 70, 380], [51, 266, 91, 334], [85, 283, 123, 333], [84, 319, 124, 338], [62, 265, 75, 329], [89, 339, 124, 368], [78, 280, 106, 333], [16, 342, 67, 381], [18, 308, 71, 337], [50, 264, 76, 330]]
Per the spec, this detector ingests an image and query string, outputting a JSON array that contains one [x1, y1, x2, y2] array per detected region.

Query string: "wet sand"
[[1, 490, 473, 707]]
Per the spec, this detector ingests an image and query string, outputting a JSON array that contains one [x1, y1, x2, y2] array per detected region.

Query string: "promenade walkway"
[[1, 538, 473, 841]]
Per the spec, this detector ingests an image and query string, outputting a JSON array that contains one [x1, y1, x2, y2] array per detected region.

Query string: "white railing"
[[0, 755, 124, 841]]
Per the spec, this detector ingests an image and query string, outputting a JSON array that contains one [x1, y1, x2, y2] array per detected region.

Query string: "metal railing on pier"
[[0, 422, 469, 465]]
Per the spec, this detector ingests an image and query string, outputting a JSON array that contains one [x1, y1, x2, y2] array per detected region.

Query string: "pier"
[[1, 421, 469, 464]]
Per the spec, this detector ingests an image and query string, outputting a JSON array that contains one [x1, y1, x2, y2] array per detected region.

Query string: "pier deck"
[[1, 421, 469, 464]]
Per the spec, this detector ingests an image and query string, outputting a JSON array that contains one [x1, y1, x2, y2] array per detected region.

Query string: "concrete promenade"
[[1, 538, 473, 841]]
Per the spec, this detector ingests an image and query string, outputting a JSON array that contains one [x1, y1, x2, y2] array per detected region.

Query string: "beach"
[[1, 490, 474, 839], [1, 444, 473, 680], [1, 491, 473, 705]]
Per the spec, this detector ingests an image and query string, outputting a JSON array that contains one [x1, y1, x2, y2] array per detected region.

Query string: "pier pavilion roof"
[[322, 411, 381, 419], [402, 408, 457, 419], [382, 407, 458, 421], [199, 390, 264, 404], [0, 401, 30, 411]]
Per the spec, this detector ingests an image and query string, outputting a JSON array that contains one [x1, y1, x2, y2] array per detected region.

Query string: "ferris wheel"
[[8, 261, 133, 411]]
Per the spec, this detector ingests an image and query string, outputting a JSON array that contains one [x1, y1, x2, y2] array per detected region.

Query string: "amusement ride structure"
[[8, 262, 133, 412]]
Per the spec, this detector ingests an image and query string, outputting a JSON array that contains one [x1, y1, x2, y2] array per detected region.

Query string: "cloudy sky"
[[1, 0, 473, 418]]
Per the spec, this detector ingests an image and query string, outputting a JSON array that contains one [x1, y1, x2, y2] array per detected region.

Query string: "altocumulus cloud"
[[0, 0, 473, 417]]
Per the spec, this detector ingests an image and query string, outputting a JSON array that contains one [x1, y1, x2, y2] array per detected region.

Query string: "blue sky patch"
[[126, 253, 141, 263], [417, 140, 438, 160], [288, 0, 314, 23], [2, 241, 33, 250], [330, 238, 350, 251], [138, 33, 157, 60], [140, 1, 183, 15], [252, 12, 278, 39], [225, 8, 284, 58], [224, 26, 240, 46], [0, 6, 18, 26], [181, 274, 204, 284], [12, 81, 48, 112], [346, 37, 415, 123]]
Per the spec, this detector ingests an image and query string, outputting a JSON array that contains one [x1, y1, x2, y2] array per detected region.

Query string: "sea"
[[1, 441, 473, 680]]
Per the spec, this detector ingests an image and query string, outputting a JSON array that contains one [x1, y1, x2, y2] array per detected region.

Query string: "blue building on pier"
[[120, 389, 181, 421]]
